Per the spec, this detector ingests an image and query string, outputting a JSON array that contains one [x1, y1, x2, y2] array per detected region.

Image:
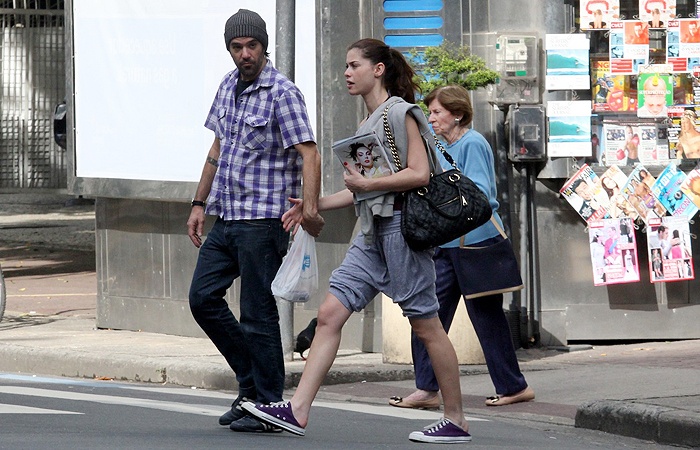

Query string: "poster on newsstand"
[[647, 216, 694, 282], [609, 21, 649, 75], [620, 164, 668, 222], [589, 217, 640, 286], [651, 164, 699, 218]]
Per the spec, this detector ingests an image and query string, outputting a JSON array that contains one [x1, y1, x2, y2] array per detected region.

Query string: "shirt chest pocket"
[[242, 114, 269, 150]]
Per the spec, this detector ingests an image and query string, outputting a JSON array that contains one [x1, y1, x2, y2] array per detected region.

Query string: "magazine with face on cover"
[[332, 132, 395, 201], [560, 163, 610, 223], [599, 165, 639, 220]]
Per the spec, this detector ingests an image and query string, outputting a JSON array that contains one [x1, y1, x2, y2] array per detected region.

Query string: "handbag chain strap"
[[382, 103, 460, 173], [383, 103, 403, 171]]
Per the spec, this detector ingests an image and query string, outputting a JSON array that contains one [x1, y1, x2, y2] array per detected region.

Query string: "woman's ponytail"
[[386, 48, 419, 104]]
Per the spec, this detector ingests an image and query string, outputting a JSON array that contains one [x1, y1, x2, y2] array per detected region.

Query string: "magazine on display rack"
[[609, 21, 649, 75], [637, 71, 672, 119], [588, 217, 640, 286], [560, 164, 610, 223], [547, 101, 593, 157], [680, 167, 700, 208], [651, 164, 699, 218], [666, 18, 700, 73], [602, 122, 669, 165], [667, 105, 700, 159], [639, 0, 676, 28], [647, 216, 695, 283], [620, 164, 668, 222], [580, 0, 620, 31], [599, 165, 639, 220], [546, 34, 591, 91], [592, 61, 637, 112]]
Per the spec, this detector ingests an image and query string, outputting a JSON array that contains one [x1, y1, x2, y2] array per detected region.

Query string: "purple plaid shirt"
[[204, 61, 315, 220]]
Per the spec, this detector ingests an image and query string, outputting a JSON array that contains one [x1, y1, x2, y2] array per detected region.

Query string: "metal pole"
[[518, 164, 530, 346], [275, 0, 296, 362], [527, 163, 541, 345]]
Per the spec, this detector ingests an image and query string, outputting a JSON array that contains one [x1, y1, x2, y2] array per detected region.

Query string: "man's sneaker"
[[408, 417, 472, 443], [218, 395, 253, 426], [229, 415, 282, 433], [242, 401, 306, 436]]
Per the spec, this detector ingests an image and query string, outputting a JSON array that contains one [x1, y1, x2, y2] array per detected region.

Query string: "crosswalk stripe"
[[0, 403, 82, 415], [313, 401, 488, 422], [0, 374, 232, 399], [0, 386, 223, 416], [0, 383, 488, 423]]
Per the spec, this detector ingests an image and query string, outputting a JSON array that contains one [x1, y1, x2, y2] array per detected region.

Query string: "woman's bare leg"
[[409, 316, 467, 431], [289, 293, 352, 427]]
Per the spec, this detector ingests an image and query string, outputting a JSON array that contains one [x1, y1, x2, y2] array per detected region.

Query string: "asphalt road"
[[0, 374, 680, 450]]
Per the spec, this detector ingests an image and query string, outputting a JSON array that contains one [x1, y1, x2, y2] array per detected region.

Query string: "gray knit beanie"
[[224, 9, 268, 51]]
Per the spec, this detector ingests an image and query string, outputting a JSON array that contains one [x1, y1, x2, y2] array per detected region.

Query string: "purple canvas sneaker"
[[409, 417, 472, 443], [242, 401, 306, 436]]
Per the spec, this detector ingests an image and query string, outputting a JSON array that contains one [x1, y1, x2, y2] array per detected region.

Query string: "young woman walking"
[[244, 38, 471, 444]]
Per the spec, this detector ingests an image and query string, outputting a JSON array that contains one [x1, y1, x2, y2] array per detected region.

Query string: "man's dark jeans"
[[189, 217, 288, 404]]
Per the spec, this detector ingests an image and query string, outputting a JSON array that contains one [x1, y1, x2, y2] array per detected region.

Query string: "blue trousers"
[[411, 247, 528, 395], [189, 218, 288, 404]]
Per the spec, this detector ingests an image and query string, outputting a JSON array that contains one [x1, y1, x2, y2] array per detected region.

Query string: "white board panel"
[[73, 0, 316, 182]]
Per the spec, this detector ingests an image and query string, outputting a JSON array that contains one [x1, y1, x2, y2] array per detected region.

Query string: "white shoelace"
[[268, 401, 289, 408], [424, 418, 449, 433]]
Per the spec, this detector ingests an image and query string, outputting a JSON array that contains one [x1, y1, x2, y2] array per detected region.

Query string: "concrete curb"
[[0, 343, 236, 390], [575, 400, 700, 448], [0, 341, 419, 392]]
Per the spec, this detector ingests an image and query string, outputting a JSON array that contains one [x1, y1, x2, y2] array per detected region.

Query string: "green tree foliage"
[[410, 42, 499, 104]]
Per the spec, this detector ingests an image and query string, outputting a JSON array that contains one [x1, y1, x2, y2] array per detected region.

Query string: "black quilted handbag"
[[383, 104, 492, 251]]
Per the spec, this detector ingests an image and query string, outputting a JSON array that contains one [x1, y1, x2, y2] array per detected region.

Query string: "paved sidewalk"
[[1, 191, 699, 448]]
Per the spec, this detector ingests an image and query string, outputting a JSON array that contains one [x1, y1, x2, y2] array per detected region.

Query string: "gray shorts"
[[329, 212, 439, 319]]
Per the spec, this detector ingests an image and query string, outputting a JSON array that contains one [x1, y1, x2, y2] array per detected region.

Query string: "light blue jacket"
[[436, 129, 503, 247]]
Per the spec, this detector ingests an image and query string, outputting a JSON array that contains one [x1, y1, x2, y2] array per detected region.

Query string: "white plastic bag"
[[271, 228, 318, 302]]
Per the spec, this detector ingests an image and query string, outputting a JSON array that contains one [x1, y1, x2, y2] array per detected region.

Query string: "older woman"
[[389, 85, 534, 409]]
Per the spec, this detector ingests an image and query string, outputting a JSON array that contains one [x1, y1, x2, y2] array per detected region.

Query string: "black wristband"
[[191, 199, 206, 208]]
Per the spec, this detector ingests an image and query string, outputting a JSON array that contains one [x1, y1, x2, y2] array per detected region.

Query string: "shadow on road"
[[0, 314, 58, 331], [0, 245, 95, 279]]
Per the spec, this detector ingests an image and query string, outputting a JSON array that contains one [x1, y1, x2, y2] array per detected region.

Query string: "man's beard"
[[237, 58, 264, 81]]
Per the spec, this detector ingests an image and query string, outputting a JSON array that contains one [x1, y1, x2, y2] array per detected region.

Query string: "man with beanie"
[[187, 8, 324, 433]]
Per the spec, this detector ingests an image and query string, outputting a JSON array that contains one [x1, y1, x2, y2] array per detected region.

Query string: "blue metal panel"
[[384, 34, 443, 47], [384, 16, 443, 29], [383, 0, 443, 12]]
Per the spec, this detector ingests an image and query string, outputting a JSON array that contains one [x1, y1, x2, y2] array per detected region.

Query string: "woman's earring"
[[455, 118, 460, 125]]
